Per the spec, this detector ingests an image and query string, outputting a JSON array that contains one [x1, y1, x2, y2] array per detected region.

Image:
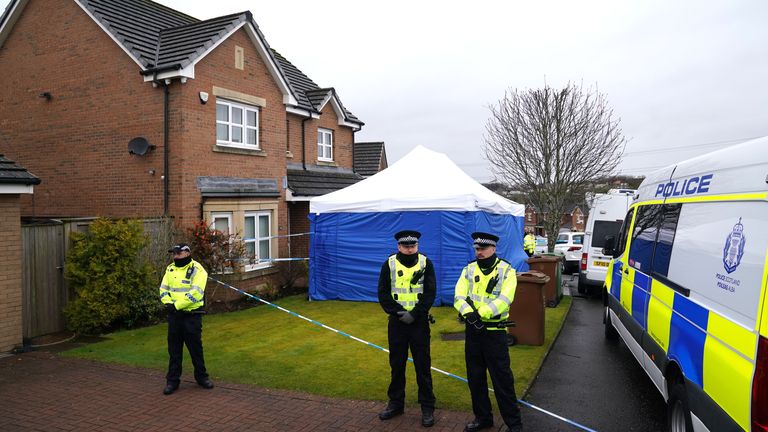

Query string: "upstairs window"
[[318, 128, 333, 161], [217, 100, 259, 149]]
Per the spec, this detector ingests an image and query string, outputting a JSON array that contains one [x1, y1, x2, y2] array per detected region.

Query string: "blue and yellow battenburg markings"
[[610, 270, 757, 430], [607, 192, 765, 431]]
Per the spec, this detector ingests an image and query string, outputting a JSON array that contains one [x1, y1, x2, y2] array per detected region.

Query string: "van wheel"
[[667, 379, 693, 432], [577, 277, 587, 295], [604, 306, 618, 340]]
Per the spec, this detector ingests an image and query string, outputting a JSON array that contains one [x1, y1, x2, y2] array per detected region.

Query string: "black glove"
[[396, 310, 415, 324], [165, 303, 176, 314], [410, 269, 425, 285], [464, 311, 484, 330], [485, 275, 499, 293]]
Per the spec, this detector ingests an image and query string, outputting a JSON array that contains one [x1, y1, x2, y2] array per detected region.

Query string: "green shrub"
[[64, 218, 158, 334]]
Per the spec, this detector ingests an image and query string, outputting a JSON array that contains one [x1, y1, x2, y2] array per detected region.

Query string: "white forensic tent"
[[309, 145, 528, 304]]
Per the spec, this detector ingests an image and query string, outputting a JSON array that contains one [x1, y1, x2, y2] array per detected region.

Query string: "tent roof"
[[310, 145, 524, 216]]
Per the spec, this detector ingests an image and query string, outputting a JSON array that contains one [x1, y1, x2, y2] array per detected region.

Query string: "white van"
[[603, 137, 768, 432], [577, 188, 636, 295]]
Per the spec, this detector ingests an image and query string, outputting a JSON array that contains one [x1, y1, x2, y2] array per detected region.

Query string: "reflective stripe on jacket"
[[159, 259, 208, 312], [454, 259, 517, 330], [388, 253, 427, 311]]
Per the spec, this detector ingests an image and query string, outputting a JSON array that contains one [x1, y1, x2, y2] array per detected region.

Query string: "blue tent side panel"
[[309, 211, 528, 305]]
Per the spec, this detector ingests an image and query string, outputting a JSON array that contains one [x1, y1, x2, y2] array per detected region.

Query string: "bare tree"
[[484, 82, 626, 251]]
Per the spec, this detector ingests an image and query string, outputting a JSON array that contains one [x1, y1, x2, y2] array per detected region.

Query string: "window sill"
[[213, 145, 267, 157], [317, 160, 337, 167]]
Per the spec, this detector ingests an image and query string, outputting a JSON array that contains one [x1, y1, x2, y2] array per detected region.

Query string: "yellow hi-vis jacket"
[[159, 259, 208, 312], [454, 258, 517, 330], [524, 234, 536, 253], [388, 253, 427, 311]]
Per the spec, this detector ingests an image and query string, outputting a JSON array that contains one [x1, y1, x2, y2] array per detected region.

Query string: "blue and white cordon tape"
[[208, 276, 597, 432]]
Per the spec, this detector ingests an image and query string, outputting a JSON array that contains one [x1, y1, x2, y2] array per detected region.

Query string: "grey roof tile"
[[353, 142, 386, 177], [0, 155, 41, 185], [287, 169, 363, 197], [72, 0, 362, 123]]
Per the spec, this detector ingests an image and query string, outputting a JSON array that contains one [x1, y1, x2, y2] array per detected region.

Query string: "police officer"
[[523, 230, 536, 257], [454, 232, 523, 432], [377, 230, 437, 427], [160, 243, 214, 395]]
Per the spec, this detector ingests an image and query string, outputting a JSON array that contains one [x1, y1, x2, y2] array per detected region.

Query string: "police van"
[[603, 137, 768, 432], [578, 188, 636, 295]]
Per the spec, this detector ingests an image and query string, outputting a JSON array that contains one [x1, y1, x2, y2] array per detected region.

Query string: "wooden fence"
[[21, 218, 169, 339]]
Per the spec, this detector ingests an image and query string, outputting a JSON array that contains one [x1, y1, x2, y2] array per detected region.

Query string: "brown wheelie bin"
[[526, 255, 562, 307], [507, 271, 549, 346]]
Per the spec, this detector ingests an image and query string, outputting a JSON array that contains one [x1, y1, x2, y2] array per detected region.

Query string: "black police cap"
[[168, 243, 191, 253], [394, 230, 421, 245], [472, 232, 499, 247]]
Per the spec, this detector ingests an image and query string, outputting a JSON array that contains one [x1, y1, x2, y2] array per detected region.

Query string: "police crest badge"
[[723, 218, 745, 274]]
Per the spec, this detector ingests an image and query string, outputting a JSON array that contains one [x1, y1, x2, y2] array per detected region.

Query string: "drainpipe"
[[352, 129, 356, 173], [162, 80, 170, 216], [301, 114, 310, 170]]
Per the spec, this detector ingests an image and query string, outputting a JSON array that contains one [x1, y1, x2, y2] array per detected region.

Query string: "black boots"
[[197, 378, 214, 389], [421, 408, 435, 427], [378, 404, 404, 420], [162, 383, 178, 395], [464, 418, 494, 432]]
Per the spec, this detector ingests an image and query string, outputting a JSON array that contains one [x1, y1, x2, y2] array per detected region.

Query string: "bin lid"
[[517, 271, 550, 284], [527, 255, 562, 263]]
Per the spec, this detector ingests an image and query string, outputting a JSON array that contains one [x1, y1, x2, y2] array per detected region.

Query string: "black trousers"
[[387, 316, 436, 410], [166, 313, 209, 385], [465, 328, 522, 428]]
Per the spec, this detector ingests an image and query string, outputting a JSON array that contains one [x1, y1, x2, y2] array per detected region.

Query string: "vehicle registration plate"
[[593, 261, 609, 267]]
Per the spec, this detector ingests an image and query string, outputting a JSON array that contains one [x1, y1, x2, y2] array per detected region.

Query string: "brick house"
[[524, 203, 585, 236], [0, 156, 39, 353], [0, 0, 366, 292]]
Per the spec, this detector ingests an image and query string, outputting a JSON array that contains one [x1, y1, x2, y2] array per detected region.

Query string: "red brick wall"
[[289, 201, 310, 260], [0, 0, 165, 219], [0, 195, 22, 353], [304, 104, 354, 169]]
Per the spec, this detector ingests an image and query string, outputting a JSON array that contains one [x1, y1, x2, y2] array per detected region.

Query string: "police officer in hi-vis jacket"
[[159, 243, 214, 395], [454, 232, 523, 432], [377, 230, 437, 427]]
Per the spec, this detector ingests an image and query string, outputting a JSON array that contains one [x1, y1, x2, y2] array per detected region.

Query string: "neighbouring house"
[[0, 156, 39, 353], [0, 0, 368, 294], [353, 142, 388, 178], [524, 203, 586, 236]]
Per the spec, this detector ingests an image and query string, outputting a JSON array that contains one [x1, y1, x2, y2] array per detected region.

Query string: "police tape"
[[208, 276, 598, 432]]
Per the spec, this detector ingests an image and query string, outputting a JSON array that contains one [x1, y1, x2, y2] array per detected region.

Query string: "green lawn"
[[63, 294, 571, 411]]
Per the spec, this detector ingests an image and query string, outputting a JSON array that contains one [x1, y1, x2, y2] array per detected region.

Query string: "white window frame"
[[211, 212, 232, 235], [317, 128, 333, 161], [244, 211, 273, 271], [216, 99, 259, 149]]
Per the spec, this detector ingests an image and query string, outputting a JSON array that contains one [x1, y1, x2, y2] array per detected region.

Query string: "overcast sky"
[[5, 0, 766, 181]]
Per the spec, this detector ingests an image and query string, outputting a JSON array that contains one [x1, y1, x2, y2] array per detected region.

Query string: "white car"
[[534, 235, 548, 254], [553, 231, 584, 274]]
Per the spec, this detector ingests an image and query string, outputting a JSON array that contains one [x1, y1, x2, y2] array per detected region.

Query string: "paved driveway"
[[0, 351, 481, 432]]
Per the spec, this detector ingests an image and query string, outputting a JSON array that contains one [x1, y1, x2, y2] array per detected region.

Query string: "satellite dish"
[[128, 137, 156, 156]]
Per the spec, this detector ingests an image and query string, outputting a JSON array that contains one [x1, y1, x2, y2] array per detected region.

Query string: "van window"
[[573, 234, 584, 245], [667, 201, 768, 327], [591, 220, 623, 248], [629, 205, 662, 274], [556, 234, 569, 244], [614, 209, 634, 257], [651, 204, 682, 277]]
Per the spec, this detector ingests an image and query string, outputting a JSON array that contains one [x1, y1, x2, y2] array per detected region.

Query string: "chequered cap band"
[[398, 236, 419, 243], [474, 238, 496, 247]]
